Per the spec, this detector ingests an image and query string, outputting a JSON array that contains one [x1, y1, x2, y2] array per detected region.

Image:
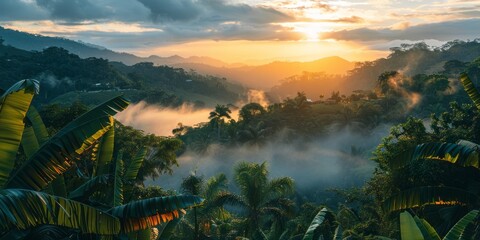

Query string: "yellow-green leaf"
[[0, 79, 39, 188]]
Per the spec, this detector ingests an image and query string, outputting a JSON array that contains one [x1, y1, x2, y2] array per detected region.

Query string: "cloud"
[[137, 0, 203, 22], [0, 0, 48, 21], [35, 0, 110, 21], [149, 125, 388, 192], [322, 18, 480, 42]]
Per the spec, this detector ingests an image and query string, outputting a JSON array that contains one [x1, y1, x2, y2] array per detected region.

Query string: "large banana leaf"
[[109, 195, 203, 233], [333, 225, 342, 240], [0, 79, 39, 188], [68, 174, 110, 201], [0, 189, 120, 235], [25, 106, 49, 145], [412, 215, 441, 240], [443, 210, 479, 240], [302, 207, 333, 240], [157, 216, 183, 240], [400, 211, 424, 240], [20, 126, 40, 159], [6, 96, 129, 190], [124, 147, 147, 201], [93, 127, 115, 177], [414, 218, 441, 240], [124, 147, 147, 182], [113, 152, 124, 207], [384, 186, 479, 213], [390, 143, 479, 170], [460, 73, 480, 110]]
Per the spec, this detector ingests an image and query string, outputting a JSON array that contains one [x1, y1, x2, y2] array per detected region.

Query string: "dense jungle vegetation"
[[2, 40, 480, 239]]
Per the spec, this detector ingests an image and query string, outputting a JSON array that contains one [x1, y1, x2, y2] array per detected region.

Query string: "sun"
[[299, 26, 321, 41]]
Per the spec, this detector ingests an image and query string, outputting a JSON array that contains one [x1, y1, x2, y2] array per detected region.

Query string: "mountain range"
[[0, 26, 355, 90]]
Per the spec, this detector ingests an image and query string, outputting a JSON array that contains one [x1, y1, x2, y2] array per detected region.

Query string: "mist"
[[116, 102, 214, 136], [117, 101, 390, 194], [147, 125, 390, 193]]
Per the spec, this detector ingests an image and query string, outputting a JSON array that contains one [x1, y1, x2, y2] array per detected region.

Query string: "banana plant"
[[0, 79, 203, 239], [383, 74, 480, 238], [400, 210, 479, 240]]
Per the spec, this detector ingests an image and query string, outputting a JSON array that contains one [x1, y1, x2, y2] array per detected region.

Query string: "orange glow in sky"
[[0, 0, 479, 64]]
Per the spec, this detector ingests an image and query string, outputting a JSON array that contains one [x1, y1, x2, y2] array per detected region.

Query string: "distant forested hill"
[[0, 26, 232, 67], [0, 40, 245, 106], [268, 40, 480, 100]]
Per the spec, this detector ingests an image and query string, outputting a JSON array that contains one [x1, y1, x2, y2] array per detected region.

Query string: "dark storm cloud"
[[0, 0, 299, 42], [137, 0, 293, 23], [0, 0, 47, 20], [137, 0, 203, 22], [322, 18, 480, 42], [35, 0, 111, 21]]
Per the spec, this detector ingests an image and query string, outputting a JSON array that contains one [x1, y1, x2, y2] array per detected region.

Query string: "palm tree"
[[214, 162, 295, 238], [181, 174, 204, 240], [209, 104, 232, 140]]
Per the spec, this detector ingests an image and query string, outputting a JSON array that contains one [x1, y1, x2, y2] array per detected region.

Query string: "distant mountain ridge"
[[174, 56, 355, 89], [0, 26, 234, 67], [0, 26, 355, 90]]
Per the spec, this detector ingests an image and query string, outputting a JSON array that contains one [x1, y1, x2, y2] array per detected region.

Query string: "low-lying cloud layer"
[[150, 125, 389, 192], [116, 102, 213, 136]]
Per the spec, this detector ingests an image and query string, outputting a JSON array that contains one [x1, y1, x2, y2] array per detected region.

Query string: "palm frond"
[[0, 79, 39, 187], [268, 177, 295, 196], [204, 173, 228, 200], [213, 192, 248, 210]]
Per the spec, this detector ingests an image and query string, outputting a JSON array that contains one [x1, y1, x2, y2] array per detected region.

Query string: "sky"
[[0, 0, 479, 64]]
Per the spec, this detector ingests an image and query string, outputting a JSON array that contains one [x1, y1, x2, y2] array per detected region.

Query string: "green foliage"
[[0, 189, 120, 235], [6, 95, 129, 190], [400, 211, 426, 240], [303, 208, 335, 240], [214, 162, 294, 238], [0, 79, 39, 187], [108, 195, 203, 233]]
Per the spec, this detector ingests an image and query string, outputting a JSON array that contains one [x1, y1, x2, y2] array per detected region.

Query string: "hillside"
[[267, 40, 480, 100], [0, 26, 232, 67], [174, 56, 355, 90], [0, 42, 245, 106], [0, 26, 354, 90]]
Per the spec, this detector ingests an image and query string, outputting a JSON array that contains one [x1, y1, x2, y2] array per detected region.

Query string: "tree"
[[209, 104, 232, 140], [214, 162, 295, 238], [181, 174, 204, 240], [239, 102, 266, 122]]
